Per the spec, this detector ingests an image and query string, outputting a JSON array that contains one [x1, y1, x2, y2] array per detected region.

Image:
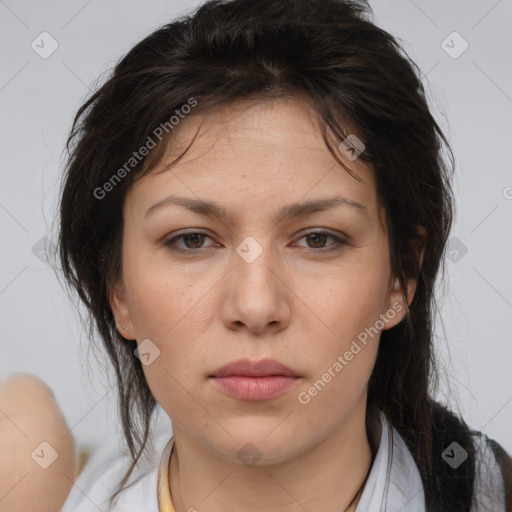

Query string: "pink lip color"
[[211, 375, 300, 401]]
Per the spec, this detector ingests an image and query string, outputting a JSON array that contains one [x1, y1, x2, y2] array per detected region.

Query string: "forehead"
[[125, 97, 381, 226], [153, 97, 366, 168]]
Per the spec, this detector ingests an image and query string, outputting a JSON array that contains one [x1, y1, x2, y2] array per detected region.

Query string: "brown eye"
[[295, 231, 346, 251], [305, 232, 329, 249], [164, 231, 217, 254], [181, 233, 206, 249]]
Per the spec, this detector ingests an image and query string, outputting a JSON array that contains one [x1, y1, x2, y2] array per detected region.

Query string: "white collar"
[[354, 410, 426, 512]]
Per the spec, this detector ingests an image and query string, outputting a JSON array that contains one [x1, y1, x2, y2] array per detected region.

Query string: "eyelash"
[[163, 229, 348, 255]]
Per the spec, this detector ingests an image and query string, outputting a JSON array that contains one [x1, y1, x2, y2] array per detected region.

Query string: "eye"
[[162, 229, 347, 255], [163, 231, 218, 253], [294, 230, 347, 251]]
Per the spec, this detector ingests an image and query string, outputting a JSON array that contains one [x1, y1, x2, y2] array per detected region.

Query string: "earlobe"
[[382, 275, 416, 330], [109, 281, 135, 340], [383, 226, 426, 330]]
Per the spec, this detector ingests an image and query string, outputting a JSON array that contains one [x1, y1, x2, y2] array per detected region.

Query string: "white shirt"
[[60, 410, 506, 512]]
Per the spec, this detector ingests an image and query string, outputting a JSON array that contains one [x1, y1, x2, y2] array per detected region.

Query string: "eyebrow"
[[144, 195, 367, 223]]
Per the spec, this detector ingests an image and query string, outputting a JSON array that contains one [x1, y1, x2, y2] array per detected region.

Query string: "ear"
[[382, 227, 426, 330], [109, 279, 136, 340], [381, 275, 417, 330]]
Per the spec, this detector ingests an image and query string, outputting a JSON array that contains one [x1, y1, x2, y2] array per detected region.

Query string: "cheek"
[[300, 282, 382, 393], [294, 274, 384, 418], [123, 243, 211, 337], [122, 254, 216, 395], [292, 247, 389, 402], [302, 254, 390, 344]]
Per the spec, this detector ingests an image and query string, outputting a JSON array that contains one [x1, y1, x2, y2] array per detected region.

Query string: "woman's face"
[[111, 97, 410, 464]]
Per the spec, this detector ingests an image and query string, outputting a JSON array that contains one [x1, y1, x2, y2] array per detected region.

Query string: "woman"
[[57, 0, 511, 510]]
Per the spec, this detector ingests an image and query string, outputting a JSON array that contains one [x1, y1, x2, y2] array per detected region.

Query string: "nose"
[[221, 242, 291, 334]]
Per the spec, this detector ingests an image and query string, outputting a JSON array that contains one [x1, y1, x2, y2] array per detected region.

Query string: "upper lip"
[[210, 358, 300, 378]]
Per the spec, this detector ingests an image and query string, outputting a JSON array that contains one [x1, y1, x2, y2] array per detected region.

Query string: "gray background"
[[1, 0, 511, 456]]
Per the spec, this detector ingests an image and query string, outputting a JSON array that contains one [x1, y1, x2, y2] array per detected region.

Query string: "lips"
[[210, 358, 300, 378]]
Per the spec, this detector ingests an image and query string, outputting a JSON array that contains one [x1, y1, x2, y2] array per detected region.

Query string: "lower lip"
[[210, 376, 300, 401]]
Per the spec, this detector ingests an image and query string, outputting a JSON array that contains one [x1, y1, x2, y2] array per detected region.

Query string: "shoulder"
[[374, 408, 510, 512], [61, 429, 171, 512], [469, 430, 510, 512], [0, 374, 77, 511]]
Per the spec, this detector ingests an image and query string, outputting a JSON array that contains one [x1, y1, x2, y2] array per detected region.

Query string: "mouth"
[[209, 358, 300, 378], [209, 358, 301, 401]]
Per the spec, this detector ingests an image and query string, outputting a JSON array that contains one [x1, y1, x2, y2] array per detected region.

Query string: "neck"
[[169, 399, 377, 512]]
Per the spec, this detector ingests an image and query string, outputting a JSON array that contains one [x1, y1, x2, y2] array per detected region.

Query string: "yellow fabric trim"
[[157, 436, 364, 512], [157, 437, 176, 512]]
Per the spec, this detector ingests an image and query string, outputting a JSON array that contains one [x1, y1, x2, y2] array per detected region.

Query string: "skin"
[[0, 374, 77, 512], [111, 96, 418, 512]]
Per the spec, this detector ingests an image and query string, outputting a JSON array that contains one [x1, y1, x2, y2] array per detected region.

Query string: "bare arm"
[[0, 374, 77, 512]]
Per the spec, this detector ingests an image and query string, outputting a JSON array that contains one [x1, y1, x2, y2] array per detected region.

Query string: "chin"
[[213, 428, 304, 466]]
